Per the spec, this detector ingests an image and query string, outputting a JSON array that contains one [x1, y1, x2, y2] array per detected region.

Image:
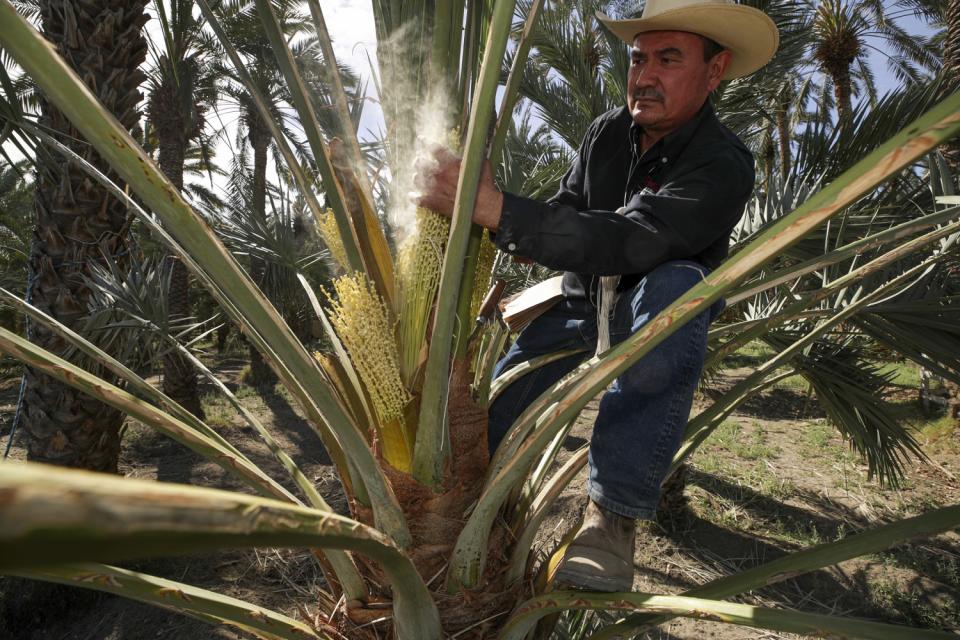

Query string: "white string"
[[595, 274, 619, 356], [596, 205, 630, 356]]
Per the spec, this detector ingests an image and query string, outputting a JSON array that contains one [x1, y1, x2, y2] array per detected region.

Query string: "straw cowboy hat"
[[597, 0, 779, 80]]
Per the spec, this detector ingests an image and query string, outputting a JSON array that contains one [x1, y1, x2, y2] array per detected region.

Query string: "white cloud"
[[323, 1, 378, 69], [321, 1, 383, 141]]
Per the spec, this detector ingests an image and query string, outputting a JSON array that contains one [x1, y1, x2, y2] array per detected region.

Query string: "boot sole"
[[554, 553, 634, 593]]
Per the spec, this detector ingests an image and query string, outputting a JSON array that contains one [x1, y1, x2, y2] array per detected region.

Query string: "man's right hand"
[[411, 145, 504, 232]]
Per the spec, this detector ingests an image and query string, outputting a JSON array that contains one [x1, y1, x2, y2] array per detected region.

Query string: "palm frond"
[[765, 331, 925, 485]]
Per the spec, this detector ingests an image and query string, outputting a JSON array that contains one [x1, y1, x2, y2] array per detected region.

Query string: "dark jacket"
[[492, 100, 755, 303]]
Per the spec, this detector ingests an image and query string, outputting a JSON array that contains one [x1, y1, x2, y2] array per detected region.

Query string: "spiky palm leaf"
[[2, 2, 960, 640]]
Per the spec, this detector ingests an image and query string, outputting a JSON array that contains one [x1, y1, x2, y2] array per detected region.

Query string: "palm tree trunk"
[[832, 69, 853, 128], [945, 0, 960, 88], [776, 95, 791, 182], [246, 112, 276, 388], [153, 79, 204, 419], [762, 124, 775, 194], [20, 0, 148, 472]]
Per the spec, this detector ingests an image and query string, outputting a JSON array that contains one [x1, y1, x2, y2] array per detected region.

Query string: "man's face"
[[627, 31, 730, 136]]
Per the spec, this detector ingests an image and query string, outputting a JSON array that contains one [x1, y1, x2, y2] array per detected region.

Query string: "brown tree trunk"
[[20, 0, 148, 472], [762, 124, 775, 194], [832, 69, 853, 129], [153, 77, 204, 418], [246, 112, 276, 388], [776, 92, 791, 183], [216, 322, 231, 353], [944, 0, 960, 95]]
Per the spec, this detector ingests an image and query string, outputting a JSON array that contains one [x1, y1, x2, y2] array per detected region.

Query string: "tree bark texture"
[[22, 0, 148, 472], [762, 124, 775, 194], [831, 67, 853, 127], [246, 111, 276, 388], [945, 0, 960, 93]]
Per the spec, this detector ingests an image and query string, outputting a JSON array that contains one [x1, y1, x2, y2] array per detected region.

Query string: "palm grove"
[[0, 0, 958, 639]]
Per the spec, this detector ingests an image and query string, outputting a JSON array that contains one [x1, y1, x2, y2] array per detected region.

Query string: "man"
[[415, 0, 778, 592]]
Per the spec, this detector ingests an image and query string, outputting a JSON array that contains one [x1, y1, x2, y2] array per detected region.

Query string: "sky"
[[322, 1, 384, 142], [865, 11, 938, 97]]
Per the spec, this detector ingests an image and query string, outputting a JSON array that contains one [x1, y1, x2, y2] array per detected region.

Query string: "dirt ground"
[[1, 354, 958, 639]]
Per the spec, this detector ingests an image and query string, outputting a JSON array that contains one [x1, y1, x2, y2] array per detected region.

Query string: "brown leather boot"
[[554, 500, 636, 592]]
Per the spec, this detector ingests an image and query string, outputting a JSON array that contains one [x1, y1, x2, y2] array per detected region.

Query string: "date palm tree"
[[146, 0, 220, 417], [808, 0, 937, 126], [212, 0, 303, 387], [868, 0, 960, 413], [1, 2, 960, 640], [16, 0, 148, 472]]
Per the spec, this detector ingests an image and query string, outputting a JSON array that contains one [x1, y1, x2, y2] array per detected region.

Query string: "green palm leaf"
[[0, 463, 441, 639]]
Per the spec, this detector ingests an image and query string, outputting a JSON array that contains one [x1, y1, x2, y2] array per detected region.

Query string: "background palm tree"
[[214, 157, 328, 347], [146, 0, 220, 417], [212, 0, 364, 386], [901, 0, 960, 169], [946, 0, 960, 140], [516, 0, 624, 152], [808, 0, 937, 126], [865, 0, 960, 414], [0, 162, 31, 292], [18, 0, 148, 473]]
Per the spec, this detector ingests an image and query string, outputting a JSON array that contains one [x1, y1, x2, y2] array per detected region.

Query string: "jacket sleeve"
[[492, 145, 754, 276]]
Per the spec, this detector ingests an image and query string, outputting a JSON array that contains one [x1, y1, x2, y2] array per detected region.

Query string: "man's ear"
[[707, 50, 732, 90]]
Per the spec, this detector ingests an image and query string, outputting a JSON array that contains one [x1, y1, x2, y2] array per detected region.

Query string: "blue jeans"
[[488, 260, 722, 520]]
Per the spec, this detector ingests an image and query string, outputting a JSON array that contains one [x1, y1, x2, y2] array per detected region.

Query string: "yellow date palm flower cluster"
[[469, 229, 497, 323], [324, 272, 411, 430], [316, 208, 349, 271], [396, 207, 450, 387]]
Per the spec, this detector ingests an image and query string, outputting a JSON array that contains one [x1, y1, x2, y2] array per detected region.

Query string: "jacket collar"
[[626, 99, 715, 162]]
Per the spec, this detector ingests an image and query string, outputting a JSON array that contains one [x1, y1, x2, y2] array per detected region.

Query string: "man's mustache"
[[632, 89, 664, 102]]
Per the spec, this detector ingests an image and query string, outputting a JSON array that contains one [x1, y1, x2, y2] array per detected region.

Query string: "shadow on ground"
[[632, 467, 960, 635]]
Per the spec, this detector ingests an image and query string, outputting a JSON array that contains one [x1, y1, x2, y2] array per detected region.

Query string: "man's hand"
[[412, 145, 504, 232]]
